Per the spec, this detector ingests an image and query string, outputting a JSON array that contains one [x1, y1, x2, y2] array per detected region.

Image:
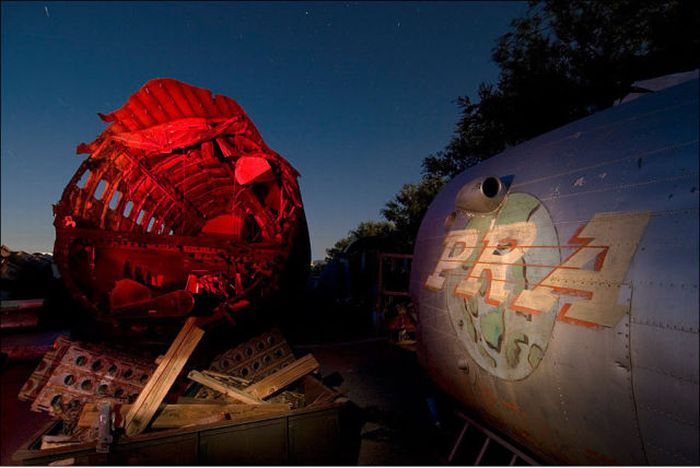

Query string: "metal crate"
[[13, 402, 361, 466]]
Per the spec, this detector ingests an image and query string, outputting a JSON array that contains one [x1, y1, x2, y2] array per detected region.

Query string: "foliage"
[[309, 259, 327, 277], [380, 176, 447, 248], [325, 221, 397, 260], [424, 0, 700, 178], [327, 0, 699, 258]]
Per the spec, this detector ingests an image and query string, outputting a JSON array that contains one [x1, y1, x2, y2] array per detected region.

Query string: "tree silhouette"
[[325, 221, 397, 260], [328, 0, 699, 259], [424, 0, 700, 178]]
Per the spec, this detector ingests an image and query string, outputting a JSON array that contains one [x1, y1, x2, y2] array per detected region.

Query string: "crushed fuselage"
[[53, 79, 309, 323]]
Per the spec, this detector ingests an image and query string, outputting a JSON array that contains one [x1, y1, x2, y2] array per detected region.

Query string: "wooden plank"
[[229, 405, 292, 424], [48, 457, 76, 466], [2, 343, 52, 361], [179, 413, 227, 428], [40, 436, 81, 450], [78, 404, 128, 427], [154, 403, 290, 428], [245, 354, 320, 400], [1, 298, 45, 311], [123, 317, 204, 436], [301, 375, 341, 408], [0, 310, 39, 329], [381, 290, 411, 297], [202, 369, 251, 386], [188, 370, 265, 405], [152, 405, 228, 429], [80, 402, 292, 429], [177, 396, 232, 405], [151, 404, 279, 428]]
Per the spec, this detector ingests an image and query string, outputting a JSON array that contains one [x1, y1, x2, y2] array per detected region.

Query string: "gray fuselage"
[[410, 78, 699, 465]]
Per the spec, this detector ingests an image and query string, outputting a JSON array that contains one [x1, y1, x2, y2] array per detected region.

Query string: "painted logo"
[[425, 192, 650, 380]]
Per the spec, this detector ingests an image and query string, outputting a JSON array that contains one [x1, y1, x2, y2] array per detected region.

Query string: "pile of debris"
[[385, 302, 417, 348], [0, 245, 56, 301], [17, 319, 345, 459], [1, 245, 65, 364], [1, 245, 52, 332], [51, 79, 310, 322]]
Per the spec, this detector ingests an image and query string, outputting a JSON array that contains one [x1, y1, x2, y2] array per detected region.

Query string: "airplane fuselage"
[[410, 78, 699, 465]]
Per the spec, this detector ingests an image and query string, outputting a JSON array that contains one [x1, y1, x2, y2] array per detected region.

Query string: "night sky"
[[1, 1, 526, 260]]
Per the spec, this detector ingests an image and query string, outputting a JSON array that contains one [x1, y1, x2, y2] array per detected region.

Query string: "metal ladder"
[[446, 411, 539, 466]]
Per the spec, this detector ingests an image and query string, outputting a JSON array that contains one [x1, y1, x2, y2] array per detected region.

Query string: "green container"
[[13, 402, 362, 465]]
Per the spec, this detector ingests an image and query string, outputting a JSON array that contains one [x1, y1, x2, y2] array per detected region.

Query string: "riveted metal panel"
[[15, 405, 357, 466], [411, 78, 699, 464], [200, 418, 288, 464], [288, 411, 341, 464]]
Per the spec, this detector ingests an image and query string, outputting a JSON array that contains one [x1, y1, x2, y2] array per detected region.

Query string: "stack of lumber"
[[187, 353, 320, 405], [24, 320, 343, 452], [179, 328, 338, 422]]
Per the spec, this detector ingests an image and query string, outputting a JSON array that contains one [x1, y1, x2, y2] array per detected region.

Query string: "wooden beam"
[[300, 375, 341, 408], [79, 402, 291, 429], [78, 404, 130, 428], [153, 403, 290, 428], [1, 310, 39, 330], [158, 403, 289, 429], [177, 396, 228, 405], [202, 369, 251, 386], [188, 370, 265, 405], [0, 298, 45, 311], [245, 354, 320, 400], [40, 436, 81, 450], [178, 413, 227, 428], [1, 343, 51, 361], [152, 405, 226, 429], [123, 317, 204, 436]]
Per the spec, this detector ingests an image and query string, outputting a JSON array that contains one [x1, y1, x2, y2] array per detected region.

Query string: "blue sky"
[[1, 1, 526, 260]]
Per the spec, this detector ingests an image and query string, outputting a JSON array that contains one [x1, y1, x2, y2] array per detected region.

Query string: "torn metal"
[[53, 79, 309, 322], [191, 328, 295, 400], [15, 324, 349, 464], [19, 336, 155, 420]]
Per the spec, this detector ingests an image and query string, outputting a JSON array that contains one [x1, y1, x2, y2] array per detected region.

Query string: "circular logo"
[[443, 193, 560, 380]]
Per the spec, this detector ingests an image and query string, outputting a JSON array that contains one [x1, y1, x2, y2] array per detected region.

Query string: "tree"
[[424, 0, 700, 179], [381, 176, 446, 250], [328, 0, 699, 258], [325, 221, 396, 260], [325, 176, 445, 260]]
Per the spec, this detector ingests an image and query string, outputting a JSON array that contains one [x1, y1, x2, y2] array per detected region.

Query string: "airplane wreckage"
[[52, 78, 310, 324], [410, 73, 699, 464], [10, 75, 697, 465], [9, 81, 354, 466]]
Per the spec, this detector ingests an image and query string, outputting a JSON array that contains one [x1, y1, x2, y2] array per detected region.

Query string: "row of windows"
[[77, 170, 174, 235]]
